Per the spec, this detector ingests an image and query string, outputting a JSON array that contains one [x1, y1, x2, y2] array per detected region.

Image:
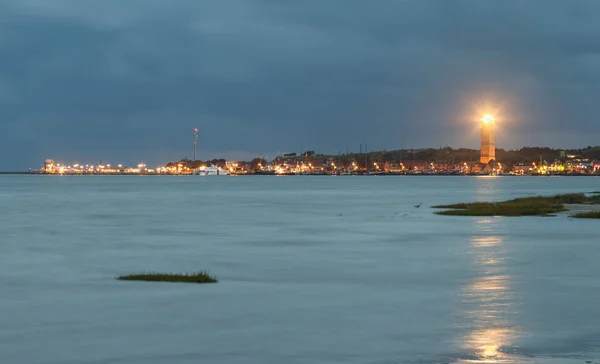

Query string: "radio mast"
[[193, 128, 199, 160]]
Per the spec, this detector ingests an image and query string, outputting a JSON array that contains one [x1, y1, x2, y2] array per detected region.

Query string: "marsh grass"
[[570, 211, 600, 219], [433, 193, 599, 217], [118, 271, 217, 284]]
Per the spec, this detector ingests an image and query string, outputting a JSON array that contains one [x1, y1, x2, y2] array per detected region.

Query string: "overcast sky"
[[2, 0, 600, 170]]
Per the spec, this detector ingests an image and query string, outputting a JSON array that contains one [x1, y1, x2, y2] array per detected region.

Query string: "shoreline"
[[7, 173, 600, 177]]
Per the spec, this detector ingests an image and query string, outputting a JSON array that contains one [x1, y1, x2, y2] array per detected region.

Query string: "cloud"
[[1, 0, 600, 169]]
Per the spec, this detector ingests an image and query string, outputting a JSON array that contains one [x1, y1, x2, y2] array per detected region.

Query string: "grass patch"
[[118, 271, 217, 284], [588, 194, 600, 203], [433, 193, 599, 217], [571, 211, 600, 219]]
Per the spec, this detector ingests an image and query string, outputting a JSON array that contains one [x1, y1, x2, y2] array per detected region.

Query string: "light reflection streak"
[[456, 219, 520, 363]]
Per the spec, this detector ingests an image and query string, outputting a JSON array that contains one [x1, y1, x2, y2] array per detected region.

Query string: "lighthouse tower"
[[480, 115, 495, 164]]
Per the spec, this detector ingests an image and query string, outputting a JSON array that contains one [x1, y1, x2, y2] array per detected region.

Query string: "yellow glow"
[[481, 114, 494, 124], [481, 345, 499, 358]]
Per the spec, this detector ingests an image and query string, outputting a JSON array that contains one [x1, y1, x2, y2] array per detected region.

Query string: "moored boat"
[[193, 165, 228, 176]]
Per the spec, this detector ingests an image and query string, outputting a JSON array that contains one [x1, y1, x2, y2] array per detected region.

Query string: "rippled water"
[[1, 175, 599, 364]]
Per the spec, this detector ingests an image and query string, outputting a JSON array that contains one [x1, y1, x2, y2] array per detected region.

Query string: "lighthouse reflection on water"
[[457, 217, 520, 363]]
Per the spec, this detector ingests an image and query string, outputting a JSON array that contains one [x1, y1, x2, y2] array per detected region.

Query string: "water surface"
[[1, 175, 599, 363]]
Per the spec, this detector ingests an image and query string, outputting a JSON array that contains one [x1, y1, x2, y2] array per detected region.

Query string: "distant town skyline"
[[2, 1, 600, 170]]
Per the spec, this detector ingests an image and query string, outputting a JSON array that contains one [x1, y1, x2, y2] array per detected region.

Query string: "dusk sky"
[[2, 0, 600, 170]]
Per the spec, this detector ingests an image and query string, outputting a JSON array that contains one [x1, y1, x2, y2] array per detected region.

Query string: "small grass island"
[[571, 211, 600, 219], [433, 193, 600, 218], [118, 271, 217, 284]]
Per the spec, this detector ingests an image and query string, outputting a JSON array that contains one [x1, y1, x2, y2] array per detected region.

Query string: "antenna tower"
[[193, 128, 199, 160]]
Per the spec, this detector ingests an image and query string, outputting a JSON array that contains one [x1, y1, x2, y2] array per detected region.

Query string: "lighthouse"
[[480, 114, 495, 164]]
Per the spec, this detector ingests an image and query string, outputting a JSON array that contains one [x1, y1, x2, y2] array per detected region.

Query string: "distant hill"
[[166, 146, 600, 168]]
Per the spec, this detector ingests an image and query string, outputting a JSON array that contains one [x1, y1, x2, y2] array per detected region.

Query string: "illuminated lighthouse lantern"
[[480, 114, 495, 164]]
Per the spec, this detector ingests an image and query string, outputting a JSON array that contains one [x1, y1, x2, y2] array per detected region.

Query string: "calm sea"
[[1, 175, 599, 364]]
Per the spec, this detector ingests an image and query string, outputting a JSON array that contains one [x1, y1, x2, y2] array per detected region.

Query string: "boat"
[[193, 165, 228, 176]]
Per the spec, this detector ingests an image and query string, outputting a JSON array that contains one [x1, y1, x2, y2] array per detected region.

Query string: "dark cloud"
[[1, 0, 600, 169]]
